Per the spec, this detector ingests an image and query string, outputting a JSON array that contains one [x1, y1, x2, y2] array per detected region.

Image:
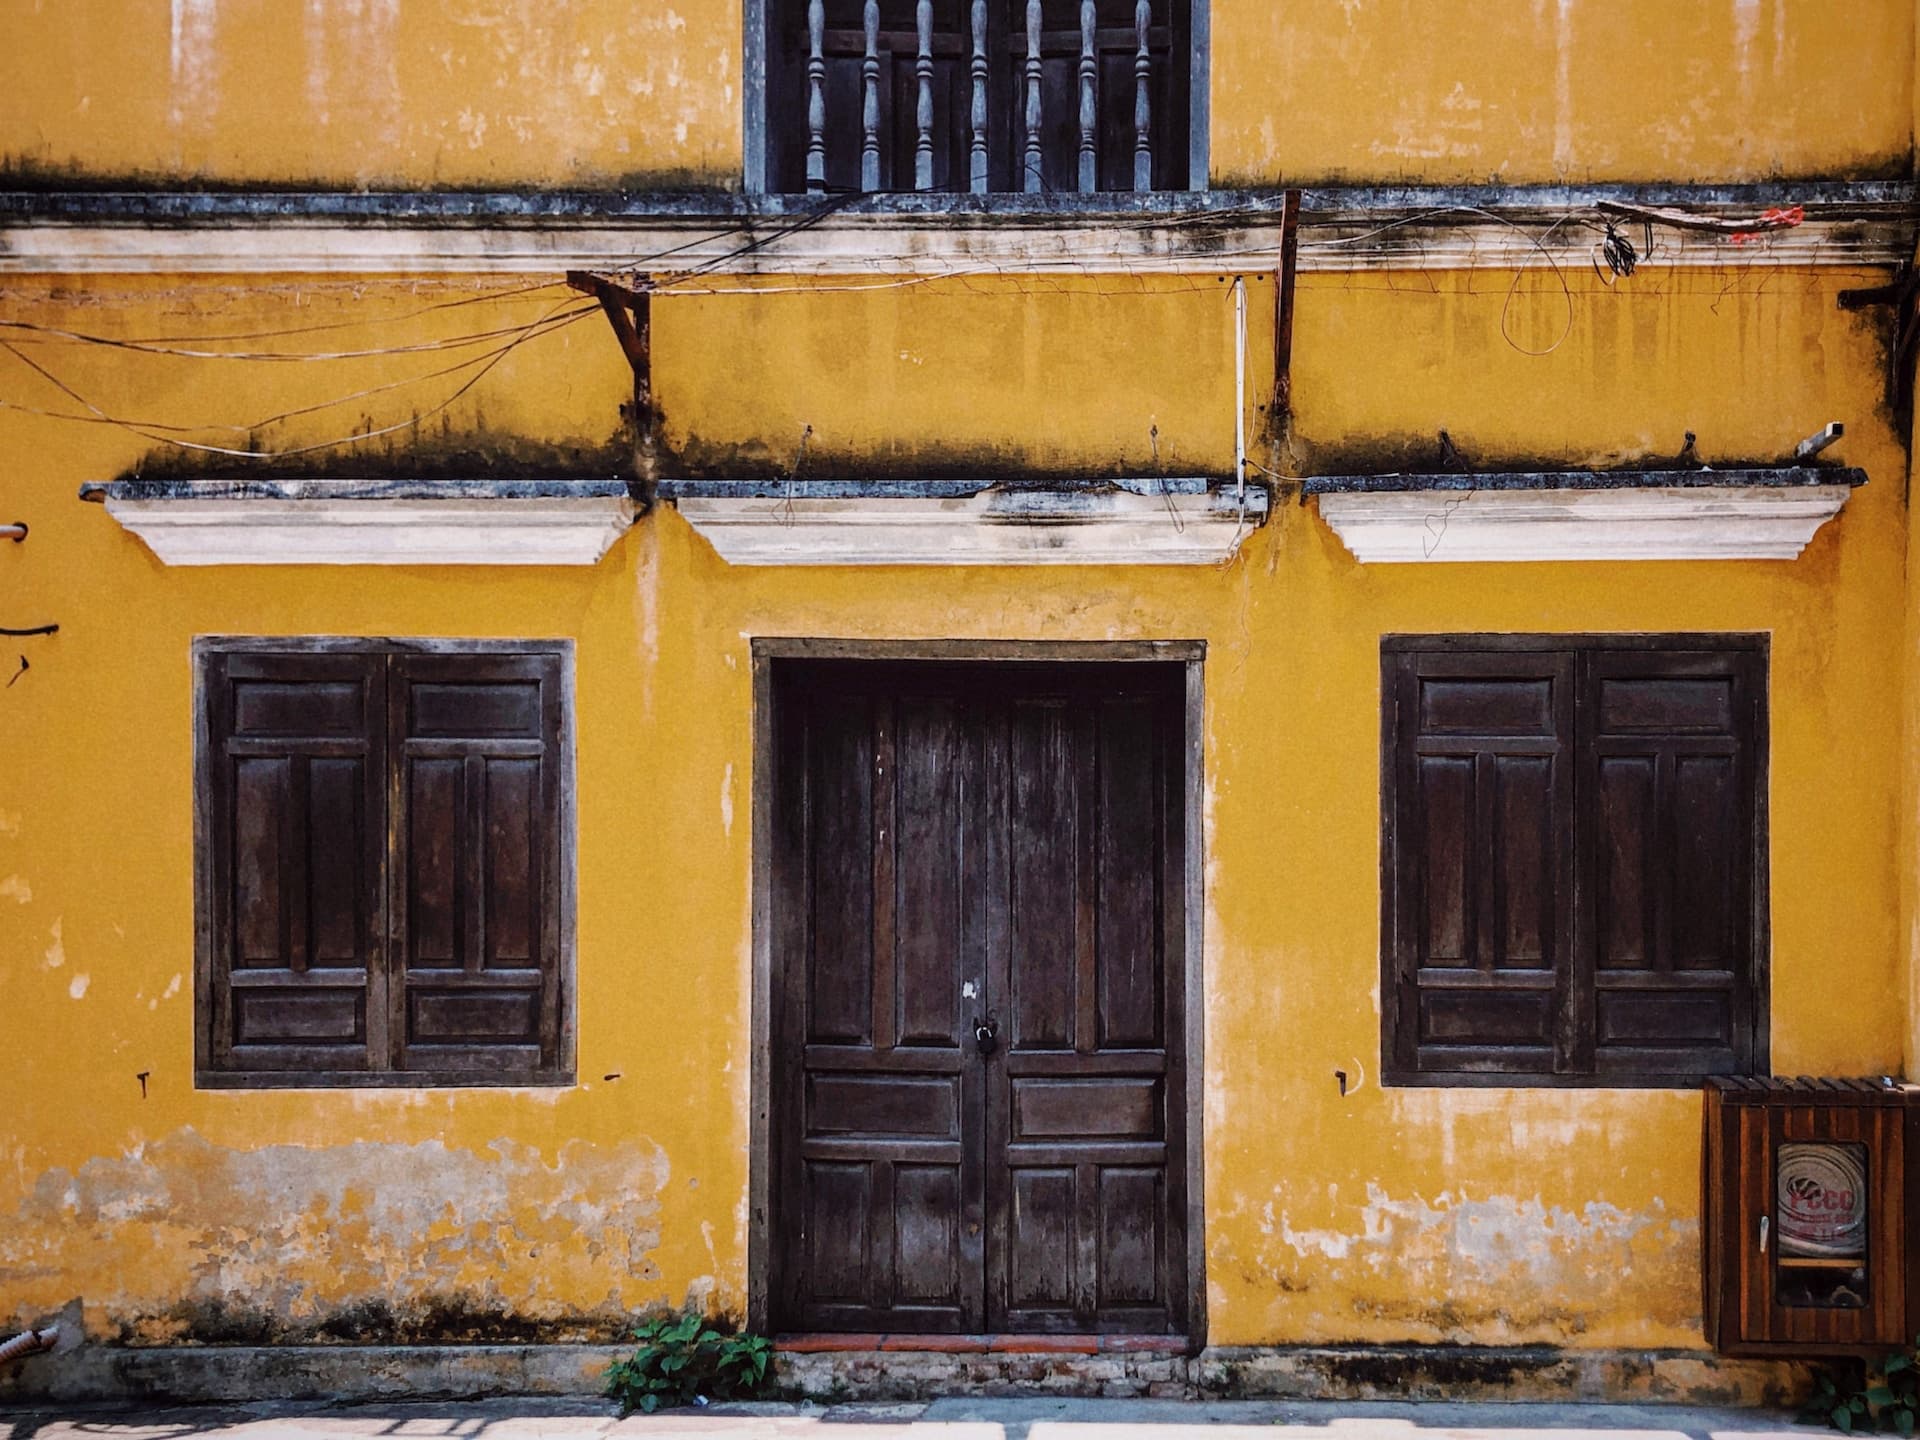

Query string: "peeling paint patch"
[[42, 918, 63, 970], [67, 973, 89, 999], [1240, 1178, 1699, 1344], [720, 762, 735, 838], [2, 1129, 672, 1344], [1, 875, 32, 903], [168, 0, 219, 129], [1552, 0, 1574, 174], [0, 809, 21, 837]]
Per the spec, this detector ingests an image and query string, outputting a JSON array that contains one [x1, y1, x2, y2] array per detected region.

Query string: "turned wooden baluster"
[[1133, 0, 1152, 189], [861, 0, 881, 191], [914, 0, 934, 190], [806, 0, 827, 192], [1023, 0, 1043, 192], [1077, 0, 1097, 191], [969, 0, 989, 192]]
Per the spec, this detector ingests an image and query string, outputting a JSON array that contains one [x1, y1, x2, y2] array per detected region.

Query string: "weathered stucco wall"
[[0, 0, 740, 188], [1212, 0, 1917, 186], [0, 0, 1911, 188], [0, 263, 1907, 1351]]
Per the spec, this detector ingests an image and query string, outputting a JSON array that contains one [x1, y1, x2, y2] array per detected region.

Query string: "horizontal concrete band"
[[0, 1343, 1805, 1408], [4, 217, 1899, 274], [2, 185, 1910, 274]]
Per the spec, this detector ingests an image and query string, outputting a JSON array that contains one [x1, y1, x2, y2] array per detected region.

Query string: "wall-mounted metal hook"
[[0, 522, 26, 543]]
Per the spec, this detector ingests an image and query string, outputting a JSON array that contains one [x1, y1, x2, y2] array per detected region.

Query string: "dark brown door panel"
[[772, 660, 1186, 1335]]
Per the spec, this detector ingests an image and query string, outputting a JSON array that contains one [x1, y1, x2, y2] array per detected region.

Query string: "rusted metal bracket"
[[1268, 189, 1302, 462], [567, 270, 662, 503], [1839, 264, 1920, 454]]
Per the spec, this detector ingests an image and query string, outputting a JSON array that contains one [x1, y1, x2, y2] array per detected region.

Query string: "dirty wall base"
[[0, 1344, 1806, 1408]]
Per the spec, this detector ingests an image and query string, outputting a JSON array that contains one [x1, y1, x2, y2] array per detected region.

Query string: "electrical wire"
[[58, 276, 578, 346], [0, 304, 593, 436], [8, 207, 803, 349], [0, 207, 814, 358], [0, 295, 594, 459], [0, 193, 1841, 459], [0, 208, 825, 450], [0, 308, 599, 362]]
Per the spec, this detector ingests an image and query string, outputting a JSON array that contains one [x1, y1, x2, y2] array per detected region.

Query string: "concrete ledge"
[[0, 1343, 1809, 1408], [664, 480, 1270, 566], [3, 183, 1911, 275], [80, 479, 640, 566], [1305, 470, 1864, 563]]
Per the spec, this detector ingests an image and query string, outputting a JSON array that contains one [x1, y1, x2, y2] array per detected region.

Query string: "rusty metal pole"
[[1270, 188, 1302, 462], [626, 286, 659, 498], [568, 271, 661, 505]]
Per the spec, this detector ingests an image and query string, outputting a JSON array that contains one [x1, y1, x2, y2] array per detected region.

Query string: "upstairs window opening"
[[751, 0, 1203, 196]]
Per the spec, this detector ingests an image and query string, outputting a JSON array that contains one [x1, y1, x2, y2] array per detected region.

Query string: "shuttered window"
[[1382, 636, 1767, 1087], [195, 641, 573, 1087]]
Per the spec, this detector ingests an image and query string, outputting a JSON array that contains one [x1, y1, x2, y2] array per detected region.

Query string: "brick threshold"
[[776, 1333, 1189, 1355]]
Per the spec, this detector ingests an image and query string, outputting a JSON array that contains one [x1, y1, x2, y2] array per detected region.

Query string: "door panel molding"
[[749, 639, 1206, 1347]]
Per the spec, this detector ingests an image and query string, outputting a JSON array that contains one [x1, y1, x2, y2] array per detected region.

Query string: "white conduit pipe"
[[0, 1326, 58, 1365], [1233, 275, 1247, 505]]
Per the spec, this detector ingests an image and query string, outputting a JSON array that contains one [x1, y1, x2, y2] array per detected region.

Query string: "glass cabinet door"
[[1755, 1102, 1908, 1349], [1772, 1141, 1869, 1311]]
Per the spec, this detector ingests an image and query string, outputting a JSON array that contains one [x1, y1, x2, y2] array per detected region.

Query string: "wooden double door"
[[769, 659, 1190, 1335]]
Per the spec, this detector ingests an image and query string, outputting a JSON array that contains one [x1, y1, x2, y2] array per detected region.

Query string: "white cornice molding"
[[664, 481, 1269, 565], [85, 480, 638, 565], [1, 212, 1905, 276], [1307, 473, 1862, 563]]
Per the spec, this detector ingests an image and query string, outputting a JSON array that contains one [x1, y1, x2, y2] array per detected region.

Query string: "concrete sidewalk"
[[0, 1397, 1820, 1439]]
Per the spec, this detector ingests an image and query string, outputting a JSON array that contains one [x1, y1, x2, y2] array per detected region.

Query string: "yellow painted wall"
[[0, 262, 1906, 1351], [1212, 0, 1916, 186], [0, 0, 1911, 188], [0, 0, 740, 188]]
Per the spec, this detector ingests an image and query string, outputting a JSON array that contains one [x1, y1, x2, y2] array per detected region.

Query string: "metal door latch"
[[973, 1015, 999, 1057]]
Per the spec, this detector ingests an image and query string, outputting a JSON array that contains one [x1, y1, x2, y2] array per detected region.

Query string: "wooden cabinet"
[[1704, 1078, 1920, 1356]]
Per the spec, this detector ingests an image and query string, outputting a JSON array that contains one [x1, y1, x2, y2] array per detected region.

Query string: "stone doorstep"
[[775, 1333, 1190, 1355], [0, 1343, 1809, 1409]]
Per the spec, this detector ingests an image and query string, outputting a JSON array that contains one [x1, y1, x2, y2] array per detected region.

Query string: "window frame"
[[1379, 632, 1771, 1090], [192, 636, 578, 1090], [742, 0, 1211, 197]]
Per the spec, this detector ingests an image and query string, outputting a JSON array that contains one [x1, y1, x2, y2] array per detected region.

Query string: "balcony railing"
[[749, 0, 1202, 196]]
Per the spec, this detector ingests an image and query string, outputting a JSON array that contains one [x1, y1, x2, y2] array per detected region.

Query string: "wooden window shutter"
[[1577, 647, 1764, 1080], [202, 651, 388, 1076], [1383, 635, 1767, 1086], [1384, 648, 1577, 1082], [389, 652, 567, 1081]]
